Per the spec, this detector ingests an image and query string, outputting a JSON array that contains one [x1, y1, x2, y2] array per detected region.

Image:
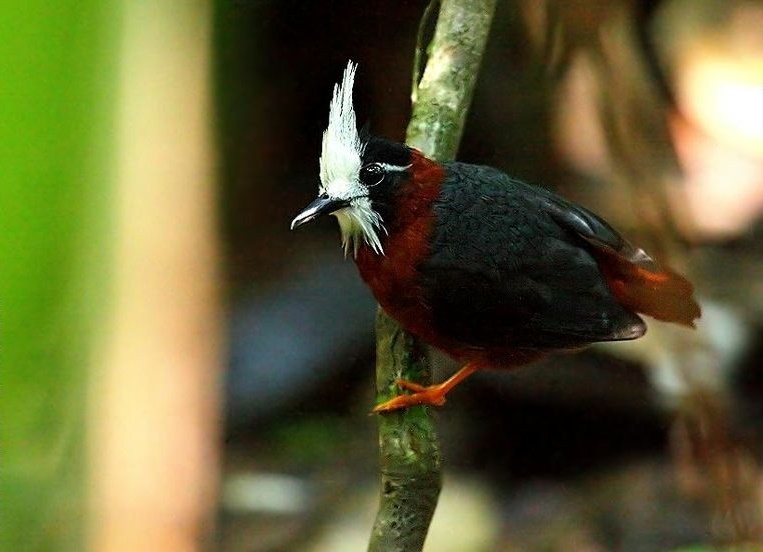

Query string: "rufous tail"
[[588, 239, 701, 328]]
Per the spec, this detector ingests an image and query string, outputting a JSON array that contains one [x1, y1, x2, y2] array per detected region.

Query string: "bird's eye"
[[360, 163, 385, 187]]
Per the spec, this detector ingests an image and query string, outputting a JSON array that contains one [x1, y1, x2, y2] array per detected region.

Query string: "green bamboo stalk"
[[368, 1, 496, 550], [0, 2, 117, 550]]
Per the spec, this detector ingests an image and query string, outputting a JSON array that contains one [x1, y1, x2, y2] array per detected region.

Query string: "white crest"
[[320, 61, 364, 198], [319, 61, 386, 257]]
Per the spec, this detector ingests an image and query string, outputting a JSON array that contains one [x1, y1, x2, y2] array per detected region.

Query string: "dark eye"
[[360, 163, 385, 186]]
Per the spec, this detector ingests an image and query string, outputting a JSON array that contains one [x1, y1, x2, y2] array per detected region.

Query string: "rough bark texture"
[[368, 1, 496, 551], [405, 0, 497, 161]]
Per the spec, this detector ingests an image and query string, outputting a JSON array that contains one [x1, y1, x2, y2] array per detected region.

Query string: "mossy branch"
[[405, 0, 496, 161], [368, 1, 496, 551]]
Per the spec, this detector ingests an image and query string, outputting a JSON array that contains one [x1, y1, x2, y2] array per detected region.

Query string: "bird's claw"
[[372, 379, 447, 413], [394, 378, 427, 393]]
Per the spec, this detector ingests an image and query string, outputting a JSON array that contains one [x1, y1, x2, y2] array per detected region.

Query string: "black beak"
[[290, 196, 349, 230]]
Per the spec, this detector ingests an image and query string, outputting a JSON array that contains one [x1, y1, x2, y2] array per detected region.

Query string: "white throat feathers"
[[319, 61, 386, 257]]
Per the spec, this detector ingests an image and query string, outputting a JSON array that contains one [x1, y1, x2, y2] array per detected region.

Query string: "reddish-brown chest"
[[354, 151, 444, 342]]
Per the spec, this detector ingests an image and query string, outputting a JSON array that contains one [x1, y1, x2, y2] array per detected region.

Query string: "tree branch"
[[406, 0, 496, 161], [368, 1, 496, 551]]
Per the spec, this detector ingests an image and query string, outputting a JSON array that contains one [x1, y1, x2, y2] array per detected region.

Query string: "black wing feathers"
[[541, 195, 658, 270], [420, 163, 645, 349]]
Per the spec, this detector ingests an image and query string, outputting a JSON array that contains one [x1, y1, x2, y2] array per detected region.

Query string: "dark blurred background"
[[217, 0, 763, 550], [5, 0, 763, 550]]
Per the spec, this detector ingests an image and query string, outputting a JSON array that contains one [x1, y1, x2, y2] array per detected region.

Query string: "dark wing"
[[538, 189, 658, 269], [419, 163, 646, 350], [539, 183, 699, 327]]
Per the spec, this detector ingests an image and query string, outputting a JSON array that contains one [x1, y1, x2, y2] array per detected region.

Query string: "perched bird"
[[292, 62, 701, 412]]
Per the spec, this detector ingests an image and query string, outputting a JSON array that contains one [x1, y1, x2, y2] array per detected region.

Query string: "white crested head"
[[318, 61, 385, 257], [292, 62, 413, 257], [319, 61, 364, 200]]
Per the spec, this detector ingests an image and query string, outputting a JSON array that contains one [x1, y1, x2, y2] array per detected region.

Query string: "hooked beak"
[[290, 195, 349, 230]]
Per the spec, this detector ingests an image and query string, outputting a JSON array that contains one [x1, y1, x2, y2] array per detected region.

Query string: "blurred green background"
[[0, 2, 117, 549]]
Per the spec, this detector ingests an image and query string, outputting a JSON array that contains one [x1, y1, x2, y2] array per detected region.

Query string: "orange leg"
[[373, 362, 479, 413]]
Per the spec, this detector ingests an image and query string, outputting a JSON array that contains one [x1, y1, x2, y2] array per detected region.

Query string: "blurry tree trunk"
[[0, 2, 118, 550], [369, 1, 496, 551], [89, 1, 222, 551]]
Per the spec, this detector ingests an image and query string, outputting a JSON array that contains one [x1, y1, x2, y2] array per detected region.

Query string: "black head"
[[358, 136, 413, 221]]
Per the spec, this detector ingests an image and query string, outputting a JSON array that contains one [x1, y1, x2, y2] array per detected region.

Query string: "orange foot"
[[373, 379, 449, 413], [372, 363, 479, 413]]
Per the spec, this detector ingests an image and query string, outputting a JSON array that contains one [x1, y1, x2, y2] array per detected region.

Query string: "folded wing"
[[420, 164, 660, 350]]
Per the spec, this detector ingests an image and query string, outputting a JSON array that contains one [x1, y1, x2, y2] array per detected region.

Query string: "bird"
[[291, 61, 701, 413]]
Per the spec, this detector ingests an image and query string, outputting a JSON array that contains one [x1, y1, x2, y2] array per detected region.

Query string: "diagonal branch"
[[368, 1, 496, 551]]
